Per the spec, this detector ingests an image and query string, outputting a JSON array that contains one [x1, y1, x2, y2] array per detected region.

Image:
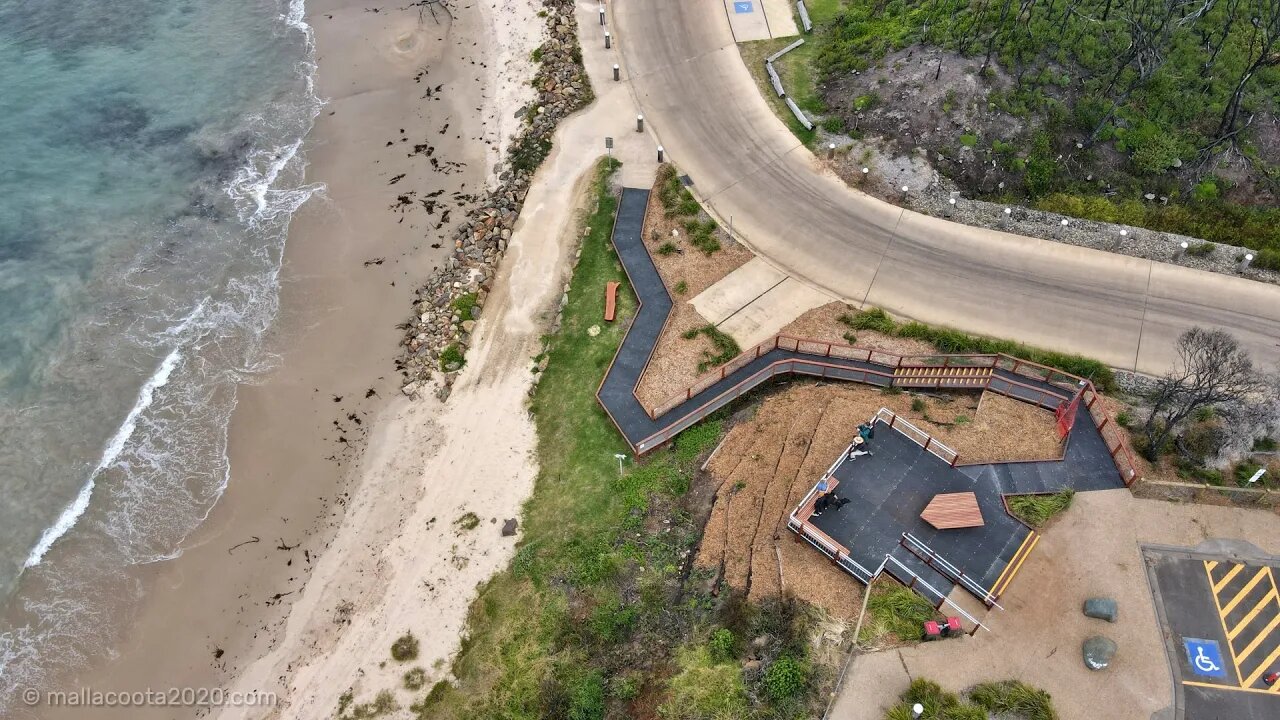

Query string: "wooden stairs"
[[893, 364, 993, 389]]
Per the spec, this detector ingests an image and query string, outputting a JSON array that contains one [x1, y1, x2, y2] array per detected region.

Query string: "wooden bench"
[[920, 491, 984, 529], [604, 281, 619, 322]]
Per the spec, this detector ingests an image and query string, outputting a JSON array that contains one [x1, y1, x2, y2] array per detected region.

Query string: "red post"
[[924, 437, 932, 452], [950, 453, 959, 467], [889, 414, 897, 428], [1110, 442, 1122, 458], [1097, 416, 1110, 431], [826, 343, 832, 357]]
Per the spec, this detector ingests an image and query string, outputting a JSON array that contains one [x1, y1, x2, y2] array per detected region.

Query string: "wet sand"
[[41, 1, 536, 718]]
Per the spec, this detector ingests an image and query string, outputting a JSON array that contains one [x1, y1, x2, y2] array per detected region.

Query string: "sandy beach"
[[38, 1, 539, 718]]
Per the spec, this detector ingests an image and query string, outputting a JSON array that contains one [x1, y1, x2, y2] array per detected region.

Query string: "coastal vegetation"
[[406, 159, 831, 719], [771, 0, 1280, 254]]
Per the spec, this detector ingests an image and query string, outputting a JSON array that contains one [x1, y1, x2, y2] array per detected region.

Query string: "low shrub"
[[402, 667, 427, 691], [657, 241, 678, 256], [390, 633, 419, 662], [708, 627, 736, 662], [762, 655, 808, 702]]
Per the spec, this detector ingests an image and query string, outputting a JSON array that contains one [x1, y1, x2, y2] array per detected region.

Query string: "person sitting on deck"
[[848, 436, 873, 459], [812, 480, 832, 516], [812, 492, 832, 516], [857, 422, 875, 441]]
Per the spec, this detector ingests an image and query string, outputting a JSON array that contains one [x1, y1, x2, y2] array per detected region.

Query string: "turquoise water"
[[0, 0, 319, 703]]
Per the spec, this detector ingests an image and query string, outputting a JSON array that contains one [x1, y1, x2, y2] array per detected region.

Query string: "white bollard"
[[613, 64, 620, 81], [599, 4, 606, 25], [604, 31, 611, 49], [657, 146, 664, 163], [827, 143, 836, 160], [945, 197, 956, 217], [1240, 253, 1254, 271], [1174, 241, 1188, 260], [636, 114, 644, 133]]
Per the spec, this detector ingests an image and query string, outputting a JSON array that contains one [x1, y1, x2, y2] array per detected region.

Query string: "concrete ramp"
[[691, 257, 833, 348], [716, 277, 832, 348]]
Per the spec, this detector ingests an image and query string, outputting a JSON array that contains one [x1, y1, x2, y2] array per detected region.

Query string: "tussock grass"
[[1007, 490, 1074, 529]]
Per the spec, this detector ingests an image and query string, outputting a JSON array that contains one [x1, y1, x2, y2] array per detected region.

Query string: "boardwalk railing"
[[883, 555, 988, 635], [872, 408, 959, 467], [899, 533, 1001, 609], [637, 334, 1142, 485]]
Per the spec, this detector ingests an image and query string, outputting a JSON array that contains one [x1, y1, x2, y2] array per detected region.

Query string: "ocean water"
[[0, 0, 321, 704]]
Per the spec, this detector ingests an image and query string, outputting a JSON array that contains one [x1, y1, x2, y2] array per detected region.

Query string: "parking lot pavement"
[[1144, 545, 1280, 719]]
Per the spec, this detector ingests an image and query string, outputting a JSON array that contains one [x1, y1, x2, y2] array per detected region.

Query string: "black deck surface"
[[598, 187, 1127, 601]]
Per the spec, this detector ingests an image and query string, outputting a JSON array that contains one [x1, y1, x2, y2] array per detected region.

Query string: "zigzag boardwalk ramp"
[[596, 187, 1131, 618]]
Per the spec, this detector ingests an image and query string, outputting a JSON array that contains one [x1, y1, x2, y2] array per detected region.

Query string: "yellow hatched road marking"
[[1204, 562, 1247, 686], [1236, 612, 1280, 661], [1242, 643, 1280, 687], [1207, 560, 1219, 572], [1221, 569, 1270, 616], [1214, 563, 1244, 592], [1182, 680, 1279, 696], [1229, 589, 1278, 641]]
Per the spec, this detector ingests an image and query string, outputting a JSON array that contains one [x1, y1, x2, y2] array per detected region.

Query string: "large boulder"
[[1083, 636, 1118, 671], [1084, 597, 1118, 623]]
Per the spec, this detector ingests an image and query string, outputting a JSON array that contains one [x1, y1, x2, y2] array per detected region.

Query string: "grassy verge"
[[738, 38, 822, 146], [839, 308, 1117, 392], [408, 158, 827, 720], [1006, 490, 1074, 529]]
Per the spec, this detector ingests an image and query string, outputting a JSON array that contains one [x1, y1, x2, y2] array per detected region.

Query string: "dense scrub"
[[810, 0, 1280, 251]]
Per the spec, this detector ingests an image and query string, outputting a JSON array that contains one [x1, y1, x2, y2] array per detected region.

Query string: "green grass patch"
[[738, 38, 820, 145], [1007, 490, 1074, 529], [860, 580, 937, 644], [439, 343, 465, 372], [452, 292, 478, 321], [839, 308, 1116, 391], [659, 645, 749, 720], [682, 324, 743, 372]]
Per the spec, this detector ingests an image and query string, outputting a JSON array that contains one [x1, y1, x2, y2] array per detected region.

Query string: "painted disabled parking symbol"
[[733, 1, 754, 13], [1182, 638, 1227, 678]]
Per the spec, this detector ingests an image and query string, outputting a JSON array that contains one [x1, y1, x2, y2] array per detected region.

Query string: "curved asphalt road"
[[611, 0, 1280, 373]]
